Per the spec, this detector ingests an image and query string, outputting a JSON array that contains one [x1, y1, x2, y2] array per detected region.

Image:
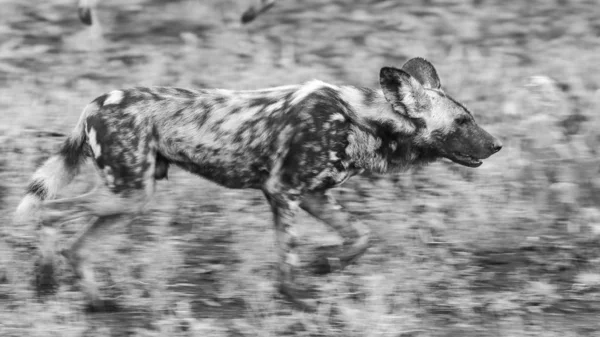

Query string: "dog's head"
[[380, 57, 502, 167]]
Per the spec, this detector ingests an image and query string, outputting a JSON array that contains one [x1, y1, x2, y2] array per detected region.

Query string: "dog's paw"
[[278, 282, 320, 312]]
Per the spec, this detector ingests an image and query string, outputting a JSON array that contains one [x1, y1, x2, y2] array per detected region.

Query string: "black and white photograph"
[[1, 0, 599, 336]]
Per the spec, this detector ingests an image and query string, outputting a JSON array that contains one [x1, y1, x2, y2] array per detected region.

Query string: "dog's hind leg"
[[60, 189, 154, 311], [300, 190, 371, 274], [59, 132, 158, 311], [64, 185, 155, 311]]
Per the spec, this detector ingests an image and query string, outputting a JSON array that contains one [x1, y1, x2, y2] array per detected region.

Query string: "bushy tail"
[[15, 110, 90, 223]]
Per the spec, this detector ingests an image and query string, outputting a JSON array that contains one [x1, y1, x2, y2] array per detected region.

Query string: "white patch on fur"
[[264, 99, 284, 114], [143, 146, 157, 198], [291, 80, 337, 106], [31, 156, 76, 200], [329, 151, 339, 161], [423, 90, 455, 135], [214, 84, 299, 95], [330, 113, 346, 122], [337, 87, 364, 113], [329, 199, 343, 211], [87, 127, 102, 158], [103, 167, 115, 188], [14, 194, 42, 224], [103, 90, 124, 106], [398, 83, 416, 114], [286, 253, 300, 267], [242, 84, 300, 93], [288, 199, 300, 212]]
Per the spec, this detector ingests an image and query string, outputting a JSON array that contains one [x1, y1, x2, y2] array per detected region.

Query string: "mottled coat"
[[16, 57, 502, 311]]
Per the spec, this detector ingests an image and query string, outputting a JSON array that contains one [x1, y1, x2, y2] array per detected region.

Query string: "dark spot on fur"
[[228, 107, 242, 115], [34, 254, 58, 296], [174, 88, 198, 98], [562, 113, 587, 137], [92, 94, 108, 107], [213, 96, 227, 104], [232, 132, 245, 144], [365, 118, 435, 165], [209, 119, 226, 133], [173, 107, 187, 118], [248, 96, 276, 108], [27, 179, 47, 200], [124, 120, 139, 148], [59, 137, 86, 169], [95, 156, 105, 169], [194, 102, 212, 126], [293, 89, 353, 137], [84, 299, 121, 313], [78, 6, 92, 25], [152, 125, 161, 140], [155, 152, 170, 180], [408, 116, 426, 130], [557, 82, 571, 93], [86, 115, 109, 142], [136, 87, 164, 101], [358, 87, 377, 105], [333, 159, 345, 171]]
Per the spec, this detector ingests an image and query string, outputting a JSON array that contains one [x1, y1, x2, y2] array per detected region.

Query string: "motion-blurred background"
[[2, 0, 600, 336]]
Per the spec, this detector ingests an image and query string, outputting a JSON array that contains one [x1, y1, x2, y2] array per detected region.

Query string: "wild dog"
[[15, 57, 502, 311]]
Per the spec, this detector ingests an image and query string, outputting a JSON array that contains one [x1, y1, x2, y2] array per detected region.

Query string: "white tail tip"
[[14, 194, 42, 225]]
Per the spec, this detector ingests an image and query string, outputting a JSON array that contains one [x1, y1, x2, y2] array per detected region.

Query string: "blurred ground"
[[2, 0, 600, 336]]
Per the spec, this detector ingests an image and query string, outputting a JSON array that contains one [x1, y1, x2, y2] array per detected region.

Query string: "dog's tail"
[[14, 104, 93, 223]]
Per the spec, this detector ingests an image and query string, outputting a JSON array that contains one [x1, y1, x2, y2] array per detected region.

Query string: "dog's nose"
[[491, 140, 503, 153]]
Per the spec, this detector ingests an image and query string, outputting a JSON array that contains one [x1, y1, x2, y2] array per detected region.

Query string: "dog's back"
[[84, 83, 355, 189]]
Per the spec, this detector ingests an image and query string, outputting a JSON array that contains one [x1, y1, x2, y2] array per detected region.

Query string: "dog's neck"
[[339, 86, 435, 173], [338, 86, 416, 134]]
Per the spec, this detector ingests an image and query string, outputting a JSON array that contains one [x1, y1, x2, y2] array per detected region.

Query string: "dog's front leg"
[[301, 190, 371, 274], [263, 188, 318, 312]]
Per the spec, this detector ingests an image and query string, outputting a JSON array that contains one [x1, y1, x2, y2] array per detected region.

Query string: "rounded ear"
[[401, 57, 441, 90], [380, 67, 431, 118]]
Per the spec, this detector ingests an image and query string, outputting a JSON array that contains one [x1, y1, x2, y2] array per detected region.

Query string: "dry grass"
[[2, 0, 600, 336]]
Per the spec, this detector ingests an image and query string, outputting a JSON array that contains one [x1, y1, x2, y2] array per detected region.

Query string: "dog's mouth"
[[446, 152, 483, 168]]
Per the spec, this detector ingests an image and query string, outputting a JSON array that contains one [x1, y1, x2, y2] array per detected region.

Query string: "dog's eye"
[[455, 117, 470, 125]]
